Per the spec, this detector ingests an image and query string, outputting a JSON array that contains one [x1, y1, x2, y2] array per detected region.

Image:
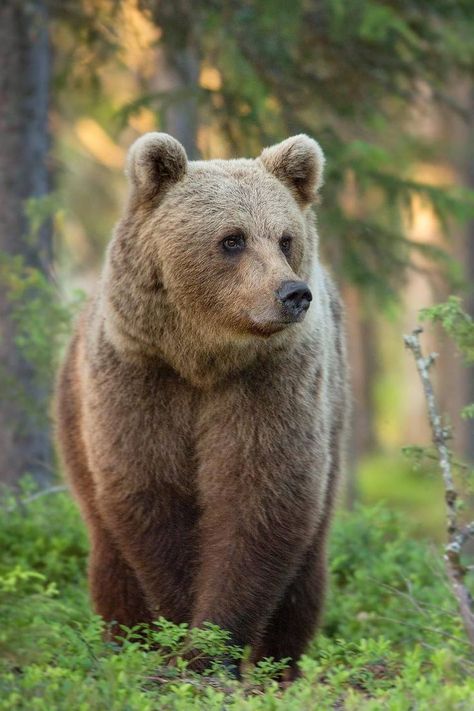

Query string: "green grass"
[[1, 485, 473, 710]]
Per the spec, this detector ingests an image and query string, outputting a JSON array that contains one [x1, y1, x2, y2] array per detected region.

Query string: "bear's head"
[[104, 132, 325, 378]]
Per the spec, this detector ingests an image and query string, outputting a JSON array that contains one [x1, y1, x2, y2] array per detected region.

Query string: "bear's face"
[[108, 133, 325, 359], [150, 161, 316, 338]]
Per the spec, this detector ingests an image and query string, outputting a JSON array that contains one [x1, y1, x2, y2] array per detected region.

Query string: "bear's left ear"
[[259, 134, 325, 207], [126, 132, 188, 199]]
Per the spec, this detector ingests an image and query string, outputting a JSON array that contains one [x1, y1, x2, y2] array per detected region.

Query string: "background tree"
[[0, 0, 52, 487]]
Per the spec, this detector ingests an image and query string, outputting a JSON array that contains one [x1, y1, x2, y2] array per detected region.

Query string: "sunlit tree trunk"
[[0, 0, 52, 487]]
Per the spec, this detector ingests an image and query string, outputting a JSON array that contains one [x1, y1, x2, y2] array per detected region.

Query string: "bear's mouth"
[[247, 319, 299, 338], [244, 304, 310, 338]]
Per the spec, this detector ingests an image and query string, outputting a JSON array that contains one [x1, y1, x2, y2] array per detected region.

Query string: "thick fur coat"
[[55, 132, 348, 678]]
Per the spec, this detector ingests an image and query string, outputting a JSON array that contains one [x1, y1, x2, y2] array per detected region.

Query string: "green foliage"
[[1, 488, 473, 709], [421, 296, 474, 365], [0, 253, 84, 423], [325, 505, 466, 646], [462, 403, 474, 421], [421, 296, 474, 423], [24, 194, 63, 250]]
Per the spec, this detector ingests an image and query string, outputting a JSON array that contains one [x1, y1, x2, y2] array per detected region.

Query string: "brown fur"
[[55, 133, 349, 677]]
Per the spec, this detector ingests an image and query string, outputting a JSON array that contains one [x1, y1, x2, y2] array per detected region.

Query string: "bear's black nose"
[[276, 280, 312, 319]]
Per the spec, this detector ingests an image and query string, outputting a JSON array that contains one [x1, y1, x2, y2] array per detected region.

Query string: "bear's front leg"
[[83, 355, 203, 629], [95, 480, 199, 625], [253, 436, 342, 678], [191, 379, 323, 658], [250, 527, 328, 680]]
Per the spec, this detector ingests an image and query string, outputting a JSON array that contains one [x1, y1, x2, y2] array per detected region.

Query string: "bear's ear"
[[259, 134, 325, 207], [126, 132, 187, 199]]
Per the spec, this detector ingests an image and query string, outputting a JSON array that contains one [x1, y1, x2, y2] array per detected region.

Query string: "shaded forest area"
[[1, 1, 474, 708]]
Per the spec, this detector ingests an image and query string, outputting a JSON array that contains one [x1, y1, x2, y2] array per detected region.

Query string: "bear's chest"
[[84, 357, 201, 494]]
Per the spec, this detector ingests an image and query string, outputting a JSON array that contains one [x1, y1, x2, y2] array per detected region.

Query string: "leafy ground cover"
[[1, 485, 473, 710]]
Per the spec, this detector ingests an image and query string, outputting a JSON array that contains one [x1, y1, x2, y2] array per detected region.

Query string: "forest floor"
[[1, 485, 473, 710]]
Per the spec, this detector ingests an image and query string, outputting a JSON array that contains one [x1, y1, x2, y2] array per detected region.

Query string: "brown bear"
[[55, 132, 348, 679]]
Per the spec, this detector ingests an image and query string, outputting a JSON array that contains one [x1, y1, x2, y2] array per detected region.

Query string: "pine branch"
[[404, 326, 474, 649]]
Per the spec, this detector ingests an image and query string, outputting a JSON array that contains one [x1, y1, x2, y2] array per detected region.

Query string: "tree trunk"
[[142, 1, 200, 158], [0, 0, 52, 487], [466, 90, 474, 463], [342, 286, 378, 507], [436, 86, 474, 463], [153, 45, 200, 158]]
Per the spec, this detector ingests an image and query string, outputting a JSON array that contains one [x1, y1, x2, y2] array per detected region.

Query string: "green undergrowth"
[[357, 452, 445, 540], [1, 485, 473, 710]]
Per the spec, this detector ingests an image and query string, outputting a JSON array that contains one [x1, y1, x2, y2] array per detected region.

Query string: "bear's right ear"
[[126, 132, 187, 199]]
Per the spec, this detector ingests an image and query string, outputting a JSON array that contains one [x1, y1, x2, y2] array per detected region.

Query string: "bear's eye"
[[279, 236, 292, 256], [222, 234, 245, 254]]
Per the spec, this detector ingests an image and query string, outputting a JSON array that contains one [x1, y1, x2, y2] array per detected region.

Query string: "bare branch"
[[404, 326, 474, 649], [2, 484, 68, 513]]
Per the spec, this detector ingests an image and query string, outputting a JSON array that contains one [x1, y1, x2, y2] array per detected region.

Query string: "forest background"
[[1, 1, 474, 708]]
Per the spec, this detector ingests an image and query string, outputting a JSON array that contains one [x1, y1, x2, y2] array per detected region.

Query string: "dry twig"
[[2, 484, 67, 513], [404, 326, 474, 649]]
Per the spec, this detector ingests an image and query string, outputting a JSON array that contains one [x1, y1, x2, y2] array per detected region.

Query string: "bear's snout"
[[276, 280, 312, 321]]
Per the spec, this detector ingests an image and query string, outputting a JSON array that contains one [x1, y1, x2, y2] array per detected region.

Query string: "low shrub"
[[1, 488, 473, 710]]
